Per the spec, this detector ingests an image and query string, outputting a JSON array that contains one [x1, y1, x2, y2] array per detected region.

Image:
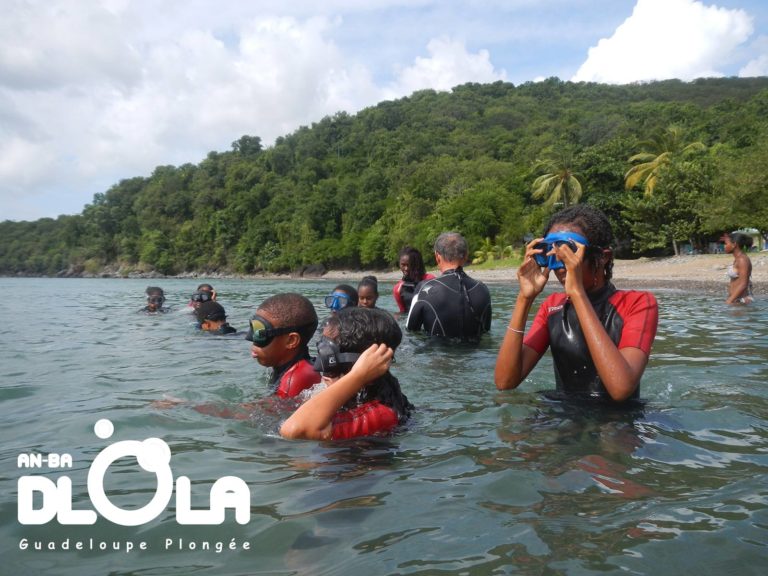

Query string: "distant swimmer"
[[495, 205, 658, 404], [188, 283, 216, 310], [142, 286, 169, 314], [195, 301, 238, 335], [722, 231, 754, 305]]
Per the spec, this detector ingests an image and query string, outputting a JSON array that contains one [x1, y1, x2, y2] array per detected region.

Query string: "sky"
[[1, 0, 766, 222]]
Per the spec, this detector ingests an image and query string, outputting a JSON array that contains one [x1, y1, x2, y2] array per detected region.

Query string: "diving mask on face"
[[312, 338, 361, 377], [533, 232, 589, 270], [147, 295, 165, 306], [324, 292, 351, 312], [190, 291, 212, 303]]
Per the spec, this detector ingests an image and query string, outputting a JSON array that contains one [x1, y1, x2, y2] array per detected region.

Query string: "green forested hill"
[[2, 77, 767, 276]]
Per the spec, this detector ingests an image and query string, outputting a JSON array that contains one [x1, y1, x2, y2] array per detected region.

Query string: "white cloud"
[[0, 2, 513, 220], [739, 36, 768, 76], [386, 37, 507, 97], [572, 0, 754, 83]]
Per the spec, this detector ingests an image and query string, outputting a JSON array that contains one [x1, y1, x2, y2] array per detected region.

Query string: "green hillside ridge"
[[2, 77, 767, 277]]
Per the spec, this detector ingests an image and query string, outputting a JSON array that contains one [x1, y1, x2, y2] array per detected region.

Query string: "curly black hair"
[[322, 307, 412, 421]]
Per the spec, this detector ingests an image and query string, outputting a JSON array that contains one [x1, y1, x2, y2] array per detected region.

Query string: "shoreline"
[[5, 254, 766, 296], [311, 254, 768, 296]]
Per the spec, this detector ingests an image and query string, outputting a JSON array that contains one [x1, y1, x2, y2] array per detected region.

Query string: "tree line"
[[1, 77, 767, 276]]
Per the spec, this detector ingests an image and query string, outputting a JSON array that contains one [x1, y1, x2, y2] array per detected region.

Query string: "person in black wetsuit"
[[494, 205, 658, 404], [195, 301, 238, 335], [406, 232, 492, 342]]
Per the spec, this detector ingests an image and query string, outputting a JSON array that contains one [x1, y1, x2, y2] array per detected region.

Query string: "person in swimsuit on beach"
[[280, 307, 413, 440], [495, 205, 658, 404], [722, 231, 754, 305]]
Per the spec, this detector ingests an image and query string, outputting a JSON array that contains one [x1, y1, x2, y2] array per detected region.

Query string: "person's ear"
[[285, 332, 301, 350]]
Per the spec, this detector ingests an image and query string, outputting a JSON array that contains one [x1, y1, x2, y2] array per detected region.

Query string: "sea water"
[[0, 277, 766, 575]]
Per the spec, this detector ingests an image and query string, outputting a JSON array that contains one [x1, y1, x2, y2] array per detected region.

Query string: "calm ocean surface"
[[1, 277, 766, 575]]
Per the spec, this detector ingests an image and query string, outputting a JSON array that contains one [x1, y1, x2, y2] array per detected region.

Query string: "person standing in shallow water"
[[393, 246, 435, 313], [495, 205, 658, 404], [406, 232, 491, 342], [722, 231, 754, 305], [357, 275, 379, 309]]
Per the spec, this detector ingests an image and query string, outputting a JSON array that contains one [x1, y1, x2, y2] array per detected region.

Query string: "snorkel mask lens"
[[246, 315, 274, 347], [148, 295, 165, 306], [533, 232, 589, 270], [313, 338, 361, 377], [324, 292, 350, 311], [245, 315, 313, 347], [191, 291, 212, 303]]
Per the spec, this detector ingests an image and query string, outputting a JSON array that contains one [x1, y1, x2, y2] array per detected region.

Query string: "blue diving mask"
[[324, 292, 351, 312], [533, 232, 589, 270]]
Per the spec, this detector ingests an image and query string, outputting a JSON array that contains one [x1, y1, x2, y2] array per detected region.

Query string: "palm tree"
[[624, 125, 706, 196], [530, 149, 583, 208]]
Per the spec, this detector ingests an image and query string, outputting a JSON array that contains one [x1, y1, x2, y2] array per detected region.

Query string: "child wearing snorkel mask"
[[280, 307, 413, 441], [324, 284, 358, 312], [495, 205, 658, 404], [142, 286, 168, 314], [246, 293, 321, 398]]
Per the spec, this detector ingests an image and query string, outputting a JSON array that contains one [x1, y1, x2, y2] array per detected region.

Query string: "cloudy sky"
[[1, 0, 766, 222]]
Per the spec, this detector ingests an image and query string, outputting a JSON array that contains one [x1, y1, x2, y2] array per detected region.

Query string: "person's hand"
[[518, 238, 550, 298], [555, 240, 587, 297], [348, 343, 393, 384], [150, 394, 187, 409]]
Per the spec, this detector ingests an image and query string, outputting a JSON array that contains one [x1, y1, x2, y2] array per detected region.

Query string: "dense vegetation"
[[2, 77, 767, 276]]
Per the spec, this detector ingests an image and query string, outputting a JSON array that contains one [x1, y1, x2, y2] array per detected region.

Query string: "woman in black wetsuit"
[[494, 205, 658, 404]]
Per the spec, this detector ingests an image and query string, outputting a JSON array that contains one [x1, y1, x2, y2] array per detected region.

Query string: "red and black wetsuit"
[[393, 273, 436, 313], [523, 283, 658, 401], [330, 400, 400, 440], [271, 351, 321, 398]]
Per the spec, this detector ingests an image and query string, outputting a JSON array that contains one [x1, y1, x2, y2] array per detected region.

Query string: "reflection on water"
[[1, 278, 766, 575]]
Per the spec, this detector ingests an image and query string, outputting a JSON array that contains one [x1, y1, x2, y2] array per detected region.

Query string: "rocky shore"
[[32, 253, 767, 297]]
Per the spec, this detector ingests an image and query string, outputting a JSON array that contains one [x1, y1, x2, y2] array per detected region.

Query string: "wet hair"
[[145, 286, 164, 297], [258, 292, 319, 346], [322, 307, 413, 422], [333, 284, 359, 306], [196, 301, 227, 323], [725, 232, 753, 250], [399, 246, 428, 282], [357, 275, 379, 296], [434, 232, 468, 263], [544, 205, 615, 281], [196, 283, 214, 292]]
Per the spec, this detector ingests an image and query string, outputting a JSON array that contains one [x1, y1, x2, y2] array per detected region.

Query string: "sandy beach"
[[317, 253, 767, 296]]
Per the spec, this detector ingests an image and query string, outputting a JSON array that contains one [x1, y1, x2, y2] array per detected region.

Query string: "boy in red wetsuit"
[[280, 307, 413, 441], [152, 293, 320, 416], [247, 293, 321, 398]]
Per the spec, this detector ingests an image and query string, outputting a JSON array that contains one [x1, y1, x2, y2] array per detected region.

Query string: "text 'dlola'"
[[17, 419, 250, 526]]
